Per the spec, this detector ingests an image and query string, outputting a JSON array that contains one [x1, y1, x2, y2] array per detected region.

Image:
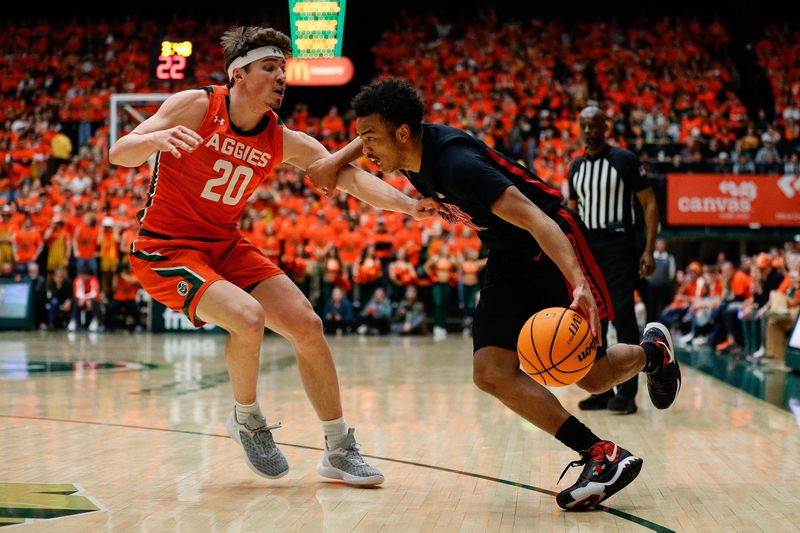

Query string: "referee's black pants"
[[588, 233, 641, 400]]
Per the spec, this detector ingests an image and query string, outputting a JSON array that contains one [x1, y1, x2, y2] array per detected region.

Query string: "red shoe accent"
[[655, 340, 671, 367], [716, 339, 733, 351]]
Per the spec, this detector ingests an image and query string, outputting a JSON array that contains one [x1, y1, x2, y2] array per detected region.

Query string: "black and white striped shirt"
[[567, 146, 650, 234]]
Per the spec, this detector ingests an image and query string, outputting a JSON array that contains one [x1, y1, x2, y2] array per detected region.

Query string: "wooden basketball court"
[[2, 331, 799, 531]]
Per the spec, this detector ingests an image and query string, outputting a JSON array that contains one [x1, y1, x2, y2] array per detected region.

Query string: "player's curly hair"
[[351, 78, 424, 136], [221, 26, 292, 78]]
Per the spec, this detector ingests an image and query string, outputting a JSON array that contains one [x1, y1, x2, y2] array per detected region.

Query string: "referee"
[[568, 106, 659, 415]]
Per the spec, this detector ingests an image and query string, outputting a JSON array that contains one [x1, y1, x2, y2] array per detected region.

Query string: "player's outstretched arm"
[[108, 90, 208, 167], [490, 186, 602, 343], [305, 137, 364, 194], [282, 129, 437, 220]]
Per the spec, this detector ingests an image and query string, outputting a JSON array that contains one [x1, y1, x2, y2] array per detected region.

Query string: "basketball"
[[517, 307, 597, 387]]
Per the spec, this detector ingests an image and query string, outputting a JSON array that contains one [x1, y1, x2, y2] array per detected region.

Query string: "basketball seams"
[[548, 307, 569, 368], [518, 349, 540, 377], [517, 307, 596, 386], [530, 312, 568, 385], [526, 359, 594, 376], [551, 320, 592, 369]]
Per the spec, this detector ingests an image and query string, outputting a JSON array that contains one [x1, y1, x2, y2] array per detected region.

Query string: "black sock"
[[641, 341, 664, 374], [555, 416, 601, 453]]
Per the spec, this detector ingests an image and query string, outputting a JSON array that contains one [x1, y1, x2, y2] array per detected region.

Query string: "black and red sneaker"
[[642, 322, 681, 409], [556, 441, 643, 510]]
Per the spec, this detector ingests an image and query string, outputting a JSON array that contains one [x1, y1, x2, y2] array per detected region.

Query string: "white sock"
[[235, 401, 262, 424], [322, 417, 348, 448]]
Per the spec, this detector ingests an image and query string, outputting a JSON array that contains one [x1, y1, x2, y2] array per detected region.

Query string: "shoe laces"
[[557, 442, 610, 484], [244, 415, 282, 445], [557, 452, 589, 484], [332, 430, 366, 465], [344, 443, 367, 465]]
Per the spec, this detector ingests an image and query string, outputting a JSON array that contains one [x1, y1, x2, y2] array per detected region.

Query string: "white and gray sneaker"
[[317, 428, 384, 486], [226, 410, 289, 479]]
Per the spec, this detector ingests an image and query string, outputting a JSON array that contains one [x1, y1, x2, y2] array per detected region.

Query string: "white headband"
[[227, 46, 286, 79]]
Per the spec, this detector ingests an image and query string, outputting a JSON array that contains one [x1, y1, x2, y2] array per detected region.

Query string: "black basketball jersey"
[[402, 123, 564, 252]]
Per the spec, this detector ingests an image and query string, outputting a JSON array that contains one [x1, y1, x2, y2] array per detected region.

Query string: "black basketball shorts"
[[472, 208, 614, 359]]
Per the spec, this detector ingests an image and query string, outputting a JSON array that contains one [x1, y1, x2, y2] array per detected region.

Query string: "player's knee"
[[576, 373, 608, 394], [230, 301, 266, 338], [292, 308, 324, 342], [472, 356, 504, 392]]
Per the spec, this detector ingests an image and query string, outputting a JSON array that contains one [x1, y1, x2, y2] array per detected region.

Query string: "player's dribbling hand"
[[147, 126, 203, 158], [569, 281, 602, 346], [306, 158, 340, 196], [410, 197, 440, 220]]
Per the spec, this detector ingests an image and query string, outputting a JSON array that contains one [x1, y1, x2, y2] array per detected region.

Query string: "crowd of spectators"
[[371, 11, 800, 191], [0, 14, 798, 344], [655, 242, 800, 364]]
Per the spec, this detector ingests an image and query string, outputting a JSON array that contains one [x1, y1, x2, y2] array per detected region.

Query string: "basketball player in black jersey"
[[308, 78, 681, 510]]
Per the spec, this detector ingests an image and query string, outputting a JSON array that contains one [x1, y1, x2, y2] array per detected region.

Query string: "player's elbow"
[[108, 144, 134, 167], [109, 137, 148, 167], [108, 145, 122, 166]]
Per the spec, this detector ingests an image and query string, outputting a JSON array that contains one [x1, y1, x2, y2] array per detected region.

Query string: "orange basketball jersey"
[[137, 85, 284, 240]]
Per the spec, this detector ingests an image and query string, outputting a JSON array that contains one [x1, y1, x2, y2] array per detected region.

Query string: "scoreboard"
[[286, 0, 353, 86], [150, 39, 195, 82], [288, 0, 347, 58]]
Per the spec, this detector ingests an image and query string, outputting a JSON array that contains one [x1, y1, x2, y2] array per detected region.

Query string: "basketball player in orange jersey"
[[308, 78, 681, 509], [109, 28, 438, 486]]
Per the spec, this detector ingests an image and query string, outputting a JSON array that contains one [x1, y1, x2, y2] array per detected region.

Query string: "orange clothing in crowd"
[[337, 230, 364, 266], [452, 236, 481, 257], [12, 229, 42, 263], [278, 223, 305, 252], [74, 224, 99, 260], [371, 231, 394, 260], [306, 224, 336, 257], [73, 275, 100, 301], [434, 257, 454, 275], [354, 257, 382, 284], [113, 273, 140, 302], [321, 113, 345, 135], [670, 276, 708, 307], [389, 261, 416, 285], [0, 219, 18, 238], [261, 234, 281, 265], [393, 227, 422, 253], [461, 260, 482, 282], [730, 270, 752, 299], [323, 257, 342, 281], [427, 239, 445, 258], [120, 227, 137, 255]]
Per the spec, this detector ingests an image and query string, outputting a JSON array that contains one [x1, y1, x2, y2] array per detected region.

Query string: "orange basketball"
[[517, 307, 597, 386]]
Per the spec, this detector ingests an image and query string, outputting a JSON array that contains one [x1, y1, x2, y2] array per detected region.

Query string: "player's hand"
[[146, 126, 203, 158], [569, 280, 602, 346], [639, 251, 655, 278], [306, 157, 341, 196], [410, 197, 441, 220]]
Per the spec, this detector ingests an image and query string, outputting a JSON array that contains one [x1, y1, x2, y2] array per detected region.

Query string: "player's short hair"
[[221, 26, 292, 81], [351, 78, 424, 135]]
